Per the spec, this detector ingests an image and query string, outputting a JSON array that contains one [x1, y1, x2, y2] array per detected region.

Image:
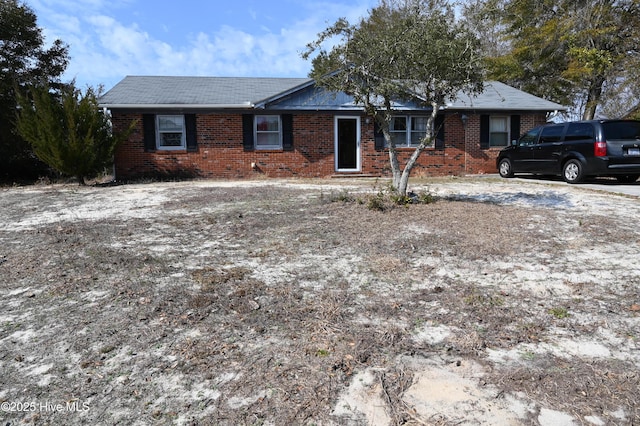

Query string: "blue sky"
[[28, 0, 378, 90]]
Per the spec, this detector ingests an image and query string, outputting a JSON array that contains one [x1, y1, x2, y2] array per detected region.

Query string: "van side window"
[[539, 125, 564, 143], [519, 127, 541, 146], [565, 123, 594, 142]]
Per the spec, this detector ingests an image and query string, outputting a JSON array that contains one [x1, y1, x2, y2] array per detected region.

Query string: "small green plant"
[[549, 307, 570, 319], [366, 191, 386, 211], [316, 349, 330, 357], [328, 180, 437, 211], [417, 191, 435, 204], [390, 192, 413, 206], [330, 190, 355, 203]]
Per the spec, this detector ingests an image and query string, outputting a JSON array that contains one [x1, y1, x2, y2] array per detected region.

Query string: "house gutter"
[[98, 103, 255, 110]]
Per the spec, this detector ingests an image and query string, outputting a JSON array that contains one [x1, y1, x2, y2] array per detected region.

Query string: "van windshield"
[[602, 121, 640, 140]]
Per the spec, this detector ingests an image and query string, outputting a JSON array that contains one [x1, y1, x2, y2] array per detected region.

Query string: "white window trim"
[[410, 116, 430, 147], [387, 115, 434, 148], [489, 115, 510, 147], [390, 115, 408, 147], [156, 115, 186, 151], [255, 115, 282, 150]]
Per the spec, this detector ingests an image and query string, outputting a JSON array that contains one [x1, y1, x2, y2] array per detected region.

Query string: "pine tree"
[[16, 83, 132, 184], [0, 0, 69, 179]]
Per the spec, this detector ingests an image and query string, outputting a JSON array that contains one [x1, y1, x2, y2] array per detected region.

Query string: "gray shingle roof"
[[99, 76, 313, 108], [99, 76, 566, 112], [449, 81, 566, 111]]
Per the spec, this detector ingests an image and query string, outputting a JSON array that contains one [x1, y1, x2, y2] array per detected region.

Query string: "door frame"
[[334, 116, 361, 172]]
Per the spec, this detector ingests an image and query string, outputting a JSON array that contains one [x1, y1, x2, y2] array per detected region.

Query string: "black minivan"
[[497, 120, 640, 183]]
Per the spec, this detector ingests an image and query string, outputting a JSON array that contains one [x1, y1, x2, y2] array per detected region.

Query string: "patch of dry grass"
[[0, 179, 638, 425]]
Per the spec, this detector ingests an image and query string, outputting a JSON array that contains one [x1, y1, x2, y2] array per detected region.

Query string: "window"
[[390, 117, 407, 147], [255, 115, 282, 149], [489, 116, 509, 147], [156, 115, 186, 150], [411, 117, 428, 146], [602, 121, 640, 140], [565, 123, 594, 142], [539, 125, 564, 143], [519, 127, 541, 146], [387, 116, 434, 147]]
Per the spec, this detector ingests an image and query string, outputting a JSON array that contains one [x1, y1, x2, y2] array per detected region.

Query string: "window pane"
[[256, 116, 279, 131], [160, 133, 183, 147], [412, 117, 427, 131], [565, 123, 594, 141], [158, 116, 183, 131], [256, 133, 280, 146], [519, 128, 541, 146], [490, 133, 508, 146], [602, 121, 640, 139], [490, 117, 507, 132], [540, 125, 564, 143], [410, 117, 428, 145], [389, 116, 407, 146], [391, 117, 407, 131], [391, 132, 407, 146], [411, 131, 427, 145]]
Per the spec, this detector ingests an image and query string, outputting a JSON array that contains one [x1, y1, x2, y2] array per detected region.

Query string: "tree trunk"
[[386, 132, 402, 190], [379, 101, 440, 196], [582, 77, 605, 120], [396, 103, 440, 196]]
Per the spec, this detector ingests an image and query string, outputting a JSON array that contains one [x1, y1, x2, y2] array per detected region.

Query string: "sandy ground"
[[0, 176, 638, 425]]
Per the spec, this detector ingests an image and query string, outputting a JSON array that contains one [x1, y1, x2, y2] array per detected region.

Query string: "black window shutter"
[[510, 115, 521, 144], [143, 114, 156, 152], [242, 114, 254, 151], [374, 120, 385, 150], [480, 115, 490, 149], [435, 115, 445, 149], [282, 114, 293, 151], [185, 114, 197, 152]]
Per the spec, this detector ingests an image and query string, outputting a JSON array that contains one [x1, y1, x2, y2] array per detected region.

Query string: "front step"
[[329, 173, 377, 178]]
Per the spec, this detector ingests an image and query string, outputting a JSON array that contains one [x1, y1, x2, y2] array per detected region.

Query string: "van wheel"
[[616, 175, 639, 183], [563, 159, 584, 183], [498, 159, 514, 178]]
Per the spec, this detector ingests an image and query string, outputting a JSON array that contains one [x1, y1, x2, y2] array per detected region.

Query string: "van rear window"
[[602, 121, 640, 140]]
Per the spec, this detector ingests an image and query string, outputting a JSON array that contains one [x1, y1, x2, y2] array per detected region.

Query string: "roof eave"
[[254, 79, 317, 109], [444, 106, 568, 112], [99, 103, 254, 110]]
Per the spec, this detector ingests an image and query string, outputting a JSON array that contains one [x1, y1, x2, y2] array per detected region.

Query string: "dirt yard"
[[0, 176, 638, 425]]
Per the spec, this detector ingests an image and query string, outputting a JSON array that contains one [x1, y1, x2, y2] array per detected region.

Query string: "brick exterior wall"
[[112, 111, 548, 180]]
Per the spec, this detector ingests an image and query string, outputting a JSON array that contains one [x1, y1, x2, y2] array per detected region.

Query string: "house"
[[98, 76, 566, 180]]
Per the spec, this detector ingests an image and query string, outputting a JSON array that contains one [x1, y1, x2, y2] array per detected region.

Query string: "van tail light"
[[594, 141, 607, 157]]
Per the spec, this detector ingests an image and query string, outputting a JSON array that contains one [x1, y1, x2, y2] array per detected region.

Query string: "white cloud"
[[30, 0, 378, 88]]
